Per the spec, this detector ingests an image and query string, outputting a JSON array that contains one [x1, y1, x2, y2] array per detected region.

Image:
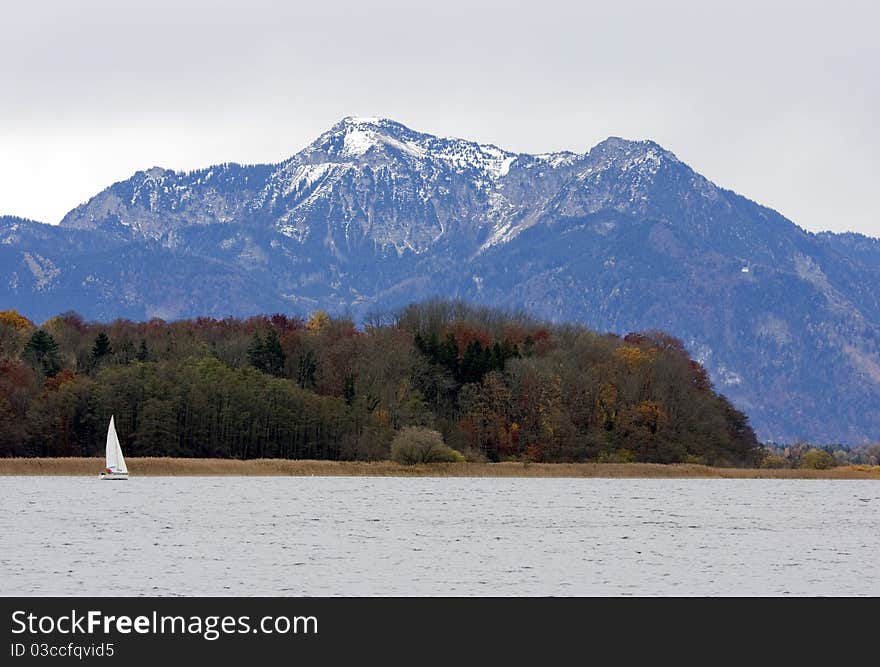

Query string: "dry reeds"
[[0, 457, 879, 479]]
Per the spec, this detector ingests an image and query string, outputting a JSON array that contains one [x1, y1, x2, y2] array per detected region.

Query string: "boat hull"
[[99, 472, 129, 480]]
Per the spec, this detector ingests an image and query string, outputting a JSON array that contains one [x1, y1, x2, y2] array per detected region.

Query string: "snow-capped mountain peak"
[[583, 137, 681, 175], [7, 118, 880, 444], [307, 116, 430, 160], [303, 117, 520, 177]]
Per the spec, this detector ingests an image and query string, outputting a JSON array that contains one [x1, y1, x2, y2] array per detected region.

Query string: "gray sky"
[[1, 0, 877, 237]]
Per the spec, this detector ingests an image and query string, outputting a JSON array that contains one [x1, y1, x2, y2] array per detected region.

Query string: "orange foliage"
[[372, 408, 390, 427], [524, 442, 545, 462], [597, 382, 618, 409], [613, 345, 656, 368], [43, 369, 77, 393], [621, 400, 669, 436], [0, 310, 34, 332], [499, 322, 531, 345], [307, 310, 331, 332]]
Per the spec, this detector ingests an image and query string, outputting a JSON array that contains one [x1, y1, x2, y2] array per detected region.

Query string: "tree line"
[[0, 300, 763, 465]]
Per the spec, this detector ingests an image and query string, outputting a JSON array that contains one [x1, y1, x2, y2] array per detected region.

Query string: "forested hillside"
[[0, 301, 759, 465], [3, 118, 879, 444]]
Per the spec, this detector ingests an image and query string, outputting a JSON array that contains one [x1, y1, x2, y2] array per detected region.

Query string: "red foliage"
[[444, 322, 492, 356], [528, 327, 553, 354], [43, 369, 77, 393], [532, 328, 550, 342], [270, 313, 305, 333], [458, 417, 479, 448], [499, 322, 531, 345], [0, 360, 34, 391], [0, 360, 38, 414]]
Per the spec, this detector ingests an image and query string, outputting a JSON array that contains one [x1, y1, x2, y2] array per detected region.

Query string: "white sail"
[[105, 416, 128, 474]]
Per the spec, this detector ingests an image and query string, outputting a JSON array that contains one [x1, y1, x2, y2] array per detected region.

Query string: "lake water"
[[1, 477, 878, 596]]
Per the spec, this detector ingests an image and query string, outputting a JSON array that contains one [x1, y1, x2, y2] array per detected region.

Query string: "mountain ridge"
[[2, 117, 879, 444]]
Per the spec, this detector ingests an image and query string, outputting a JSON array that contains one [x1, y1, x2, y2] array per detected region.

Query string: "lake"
[[1, 477, 878, 596]]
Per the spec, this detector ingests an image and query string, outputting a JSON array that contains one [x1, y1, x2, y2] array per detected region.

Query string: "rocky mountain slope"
[[2, 117, 878, 443]]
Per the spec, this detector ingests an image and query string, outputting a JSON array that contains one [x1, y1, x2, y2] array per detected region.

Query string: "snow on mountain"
[[3, 118, 880, 444], [59, 117, 678, 255]]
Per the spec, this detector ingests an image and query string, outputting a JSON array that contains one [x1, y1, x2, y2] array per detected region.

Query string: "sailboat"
[[99, 415, 129, 480]]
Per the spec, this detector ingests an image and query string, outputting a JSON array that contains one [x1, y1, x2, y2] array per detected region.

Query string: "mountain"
[[2, 117, 879, 444], [818, 231, 880, 272]]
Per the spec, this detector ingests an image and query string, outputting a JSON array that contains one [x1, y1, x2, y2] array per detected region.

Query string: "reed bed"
[[1, 457, 879, 479]]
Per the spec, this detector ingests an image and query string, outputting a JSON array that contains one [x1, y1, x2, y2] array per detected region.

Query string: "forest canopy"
[[0, 301, 761, 465]]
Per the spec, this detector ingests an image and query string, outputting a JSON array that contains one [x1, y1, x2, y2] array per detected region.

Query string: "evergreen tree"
[[136, 339, 149, 362], [247, 330, 285, 376], [460, 340, 490, 384], [22, 329, 61, 377], [263, 330, 285, 377], [90, 332, 112, 370], [247, 332, 265, 371], [438, 333, 459, 373]]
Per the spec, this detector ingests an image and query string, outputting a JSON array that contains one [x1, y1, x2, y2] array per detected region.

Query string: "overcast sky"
[[1, 0, 877, 237]]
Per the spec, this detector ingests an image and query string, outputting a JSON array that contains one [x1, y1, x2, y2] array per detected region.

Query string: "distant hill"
[[1, 117, 878, 443]]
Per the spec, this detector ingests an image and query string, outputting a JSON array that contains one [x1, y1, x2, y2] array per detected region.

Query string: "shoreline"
[[1, 457, 879, 479]]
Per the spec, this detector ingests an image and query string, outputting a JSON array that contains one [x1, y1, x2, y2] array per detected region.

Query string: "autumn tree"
[[0, 360, 38, 455], [307, 310, 331, 332], [0, 301, 761, 465], [0, 310, 34, 361], [618, 400, 670, 462]]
